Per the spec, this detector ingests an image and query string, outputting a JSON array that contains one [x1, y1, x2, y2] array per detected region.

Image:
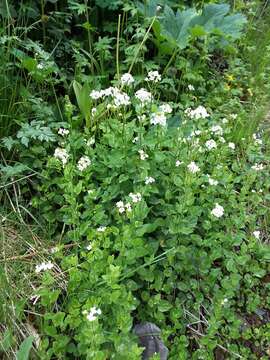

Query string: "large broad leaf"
[[160, 6, 197, 49], [73, 80, 91, 128], [16, 336, 34, 360], [190, 4, 230, 31]]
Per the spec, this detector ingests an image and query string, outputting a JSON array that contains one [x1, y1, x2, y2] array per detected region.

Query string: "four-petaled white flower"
[[184, 106, 209, 120], [210, 125, 223, 135], [121, 73, 134, 86], [150, 112, 167, 126], [187, 161, 200, 173], [86, 243, 92, 251], [208, 176, 218, 186], [251, 163, 264, 171], [145, 70, 161, 83], [54, 148, 69, 165], [35, 261, 54, 273], [58, 128, 69, 136], [145, 177, 155, 185], [211, 203, 224, 218], [129, 193, 142, 203], [253, 230, 260, 239], [83, 306, 101, 322], [77, 156, 91, 171], [176, 160, 183, 167], [188, 84, 195, 91], [135, 88, 152, 104], [159, 104, 172, 114], [97, 226, 106, 232], [205, 139, 217, 150], [228, 142, 235, 150], [138, 149, 149, 160]]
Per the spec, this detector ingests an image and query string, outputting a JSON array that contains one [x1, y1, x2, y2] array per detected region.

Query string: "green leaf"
[[16, 336, 34, 360], [73, 81, 91, 128]]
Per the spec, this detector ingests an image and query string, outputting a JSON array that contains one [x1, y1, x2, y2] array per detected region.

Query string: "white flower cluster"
[[145, 70, 161, 83], [150, 112, 167, 126], [210, 125, 223, 135], [116, 201, 132, 214], [54, 148, 69, 165], [211, 203, 224, 218], [135, 88, 152, 104], [185, 105, 209, 120], [150, 103, 172, 127], [251, 163, 264, 171], [121, 73, 134, 86], [97, 226, 106, 232], [77, 156, 91, 171], [129, 193, 142, 203], [138, 149, 149, 160], [90, 87, 130, 108], [145, 177, 155, 185], [208, 176, 218, 186], [205, 139, 217, 150], [253, 230, 260, 239], [35, 261, 54, 273], [58, 128, 69, 136], [253, 133, 263, 145], [83, 306, 101, 322], [228, 142, 235, 150], [187, 161, 200, 173], [190, 130, 202, 137]]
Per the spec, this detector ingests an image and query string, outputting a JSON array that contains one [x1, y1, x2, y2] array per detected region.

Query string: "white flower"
[[138, 114, 146, 122], [77, 156, 91, 171], [121, 73, 134, 86], [159, 104, 172, 114], [125, 202, 132, 212], [222, 118, 228, 124], [58, 128, 69, 136], [156, 5, 162, 11], [211, 203, 224, 218], [132, 136, 139, 143], [54, 148, 69, 165], [184, 106, 209, 120], [228, 142, 235, 150], [91, 108, 97, 116], [138, 149, 149, 160], [35, 261, 54, 273], [145, 70, 161, 83], [230, 114, 237, 120], [210, 125, 223, 135], [86, 244, 92, 251], [251, 163, 264, 171], [37, 63, 44, 70], [86, 137, 95, 146], [188, 84, 195, 91], [221, 298, 228, 306], [150, 112, 166, 126], [97, 226, 106, 232], [112, 89, 130, 107], [187, 161, 200, 173], [83, 306, 101, 322], [90, 90, 103, 100], [205, 139, 217, 150], [145, 176, 155, 185], [116, 200, 131, 214], [129, 193, 142, 203], [208, 176, 218, 186], [253, 230, 260, 239], [253, 134, 263, 145], [175, 160, 183, 167], [135, 88, 152, 104], [50, 246, 60, 254]]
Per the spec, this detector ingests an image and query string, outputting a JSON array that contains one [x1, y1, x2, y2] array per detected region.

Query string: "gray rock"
[[133, 322, 169, 360]]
